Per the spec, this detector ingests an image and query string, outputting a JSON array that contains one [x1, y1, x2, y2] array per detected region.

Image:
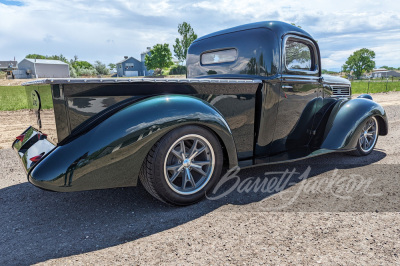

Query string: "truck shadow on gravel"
[[1, 150, 396, 265]]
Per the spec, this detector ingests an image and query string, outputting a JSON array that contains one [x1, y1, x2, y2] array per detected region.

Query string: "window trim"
[[282, 35, 319, 76], [200, 48, 238, 66]]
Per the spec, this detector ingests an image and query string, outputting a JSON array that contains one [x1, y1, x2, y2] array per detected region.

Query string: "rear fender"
[[29, 95, 238, 191], [320, 97, 388, 151]]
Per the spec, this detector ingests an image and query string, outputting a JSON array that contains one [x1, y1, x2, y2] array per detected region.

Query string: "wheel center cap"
[[182, 159, 191, 168]]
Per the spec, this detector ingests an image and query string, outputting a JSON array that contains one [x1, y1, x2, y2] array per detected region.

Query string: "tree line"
[[25, 21, 198, 77]]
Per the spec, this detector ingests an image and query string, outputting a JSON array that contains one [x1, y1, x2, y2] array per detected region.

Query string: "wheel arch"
[[29, 95, 238, 192], [320, 98, 388, 151]]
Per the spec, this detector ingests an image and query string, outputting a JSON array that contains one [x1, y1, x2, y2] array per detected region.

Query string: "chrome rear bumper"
[[12, 126, 56, 173]]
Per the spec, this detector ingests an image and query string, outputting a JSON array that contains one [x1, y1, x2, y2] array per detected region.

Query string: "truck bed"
[[23, 77, 262, 160]]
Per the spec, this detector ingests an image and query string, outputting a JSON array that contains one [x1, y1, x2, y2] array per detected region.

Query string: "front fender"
[[29, 95, 238, 191], [321, 97, 388, 151]]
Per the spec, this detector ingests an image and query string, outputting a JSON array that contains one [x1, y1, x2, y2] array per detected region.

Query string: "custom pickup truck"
[[13, 21, 388, 205]]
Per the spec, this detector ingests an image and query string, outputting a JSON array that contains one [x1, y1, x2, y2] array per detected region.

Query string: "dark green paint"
[[12, 21, 389, 193]]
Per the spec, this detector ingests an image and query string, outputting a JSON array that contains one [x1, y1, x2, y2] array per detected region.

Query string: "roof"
[[23, 58, 68, 65], [116, 56, 140, 64], [0, 61, 18, 69], [194, 21, 313, 43]]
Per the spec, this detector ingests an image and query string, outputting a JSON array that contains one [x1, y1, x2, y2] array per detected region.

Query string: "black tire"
[[349, 116, 379, 156], [139, 125, 223, 205]]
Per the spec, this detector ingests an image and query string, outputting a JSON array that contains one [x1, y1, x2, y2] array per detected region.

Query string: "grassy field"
[[0, 86, 53, 111], [0, 79, 399, 111], [351, 80, 400, 94]]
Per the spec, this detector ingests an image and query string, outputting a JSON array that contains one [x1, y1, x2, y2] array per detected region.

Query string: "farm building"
[[372, 69, 400, 78], [0, 61, 17, 71], [17, 58, 70, 78]]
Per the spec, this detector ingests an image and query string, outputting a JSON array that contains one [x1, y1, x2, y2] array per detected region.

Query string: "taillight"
[[16, 134, 25, 142], [37, 133, 48, 140], [30, 152, 45, 163]]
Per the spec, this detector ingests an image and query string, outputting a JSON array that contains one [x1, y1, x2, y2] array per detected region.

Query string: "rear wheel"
[[139, 125, 223, 205], [350, 116, 379, 156]]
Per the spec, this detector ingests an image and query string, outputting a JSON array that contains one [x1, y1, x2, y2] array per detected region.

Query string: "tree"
[[108, 63, 116, 71], [173, 22, 197, 64], [94, 61, 109, 75], [25, 54, 46, 59], [145, 43, 174, 75], [342, 48, 375, 79], [381, 65, 396, 70], [25, 54, 68, 63], [72, 60, 93, 69]]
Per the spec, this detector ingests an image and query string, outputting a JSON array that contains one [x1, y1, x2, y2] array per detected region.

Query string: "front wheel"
[[350, 116, 379, 156], [139, 125, 223, 205]]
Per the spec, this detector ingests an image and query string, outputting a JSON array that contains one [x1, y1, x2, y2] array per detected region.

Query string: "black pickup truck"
[[13, 21, 388, 205]]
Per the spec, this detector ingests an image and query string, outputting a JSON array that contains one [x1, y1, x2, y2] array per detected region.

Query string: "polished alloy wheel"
[[164, 134, 215, 195], [358, 116, 378, 153]]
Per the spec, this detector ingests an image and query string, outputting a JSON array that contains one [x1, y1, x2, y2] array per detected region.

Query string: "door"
[[125, 71, 139, 77], [269, 35, 323, 161]]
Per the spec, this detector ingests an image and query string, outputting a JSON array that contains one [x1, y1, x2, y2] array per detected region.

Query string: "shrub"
[[169, 65, 187, 75], [76, 67, 97, 77]]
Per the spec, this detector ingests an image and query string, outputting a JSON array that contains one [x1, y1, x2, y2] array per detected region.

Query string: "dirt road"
[[0, 93, 399, 265]]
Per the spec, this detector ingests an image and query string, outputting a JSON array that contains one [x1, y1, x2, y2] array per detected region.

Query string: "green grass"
[[0, 86, 28, 110], [351, 80, 400, 94], [0, 85, 53, 111], [0, 80, 399, 111]]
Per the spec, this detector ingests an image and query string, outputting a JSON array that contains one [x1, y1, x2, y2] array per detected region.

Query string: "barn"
[[17, 58, 70, 78]]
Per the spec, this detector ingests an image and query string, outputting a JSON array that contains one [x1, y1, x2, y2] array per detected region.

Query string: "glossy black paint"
[[13, 21, 389, 193], [52, 82, 259, 156], [29, 95, 240, 191], [321, 97, 388, 150]]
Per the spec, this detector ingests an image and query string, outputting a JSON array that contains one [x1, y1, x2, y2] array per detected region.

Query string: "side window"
[[285, 39, 313, 71]]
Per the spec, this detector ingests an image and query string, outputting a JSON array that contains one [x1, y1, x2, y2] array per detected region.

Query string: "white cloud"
[[0, 0, 399, 69]]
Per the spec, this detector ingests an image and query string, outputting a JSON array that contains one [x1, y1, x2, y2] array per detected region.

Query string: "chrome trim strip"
[[22, 78, 262, 86]]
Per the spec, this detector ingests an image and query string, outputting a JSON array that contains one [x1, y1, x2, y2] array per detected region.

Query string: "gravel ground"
[[0, 92, 399, 265]]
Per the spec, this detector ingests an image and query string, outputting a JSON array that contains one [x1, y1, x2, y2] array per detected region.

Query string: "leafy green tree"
[[173, 22, 197, 64], [25, 54, 68, 63], [108, 63, 116, 71], [94, 61, 109, 75], [25, 54, 46, 59], [145, 43, 174, 75], [342, 48, 376, 79], [47, 54, 68, 63], [381, 65, 396, 70], [72, 61, 93, 69]]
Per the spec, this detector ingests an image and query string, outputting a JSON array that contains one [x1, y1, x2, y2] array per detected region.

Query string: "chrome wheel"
[[164, 134, 215, 195], [358, 116, 378, 153]]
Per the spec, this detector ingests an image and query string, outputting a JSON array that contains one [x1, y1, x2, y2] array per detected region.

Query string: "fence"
[[351, 79, 400, 94]]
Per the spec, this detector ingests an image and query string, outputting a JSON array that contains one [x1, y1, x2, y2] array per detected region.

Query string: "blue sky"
[[0, 0, 23, 6], [0, 0, 399, 71]]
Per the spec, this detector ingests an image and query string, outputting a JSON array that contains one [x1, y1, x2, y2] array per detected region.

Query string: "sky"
[[0, 0, 399, 71]]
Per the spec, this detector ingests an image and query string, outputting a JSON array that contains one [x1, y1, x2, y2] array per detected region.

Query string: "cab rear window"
[[201, 49, 237, 65]]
